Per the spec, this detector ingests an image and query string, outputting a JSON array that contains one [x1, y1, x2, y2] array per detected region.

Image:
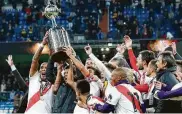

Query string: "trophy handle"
[[47, 0, 51, 5], [51, 17, 57, 28]]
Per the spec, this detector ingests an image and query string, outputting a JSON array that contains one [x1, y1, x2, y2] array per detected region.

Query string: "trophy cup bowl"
[[44, 4, 59, 19], [44, 4, 71, 62]]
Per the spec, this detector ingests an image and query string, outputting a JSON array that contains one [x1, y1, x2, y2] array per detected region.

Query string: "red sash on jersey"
[[92, 96, 104, 102], [116, 85, 143, 113], [25, 84, 52, 112], [87, 96, 104, 113], [140, 72, 146, 85]]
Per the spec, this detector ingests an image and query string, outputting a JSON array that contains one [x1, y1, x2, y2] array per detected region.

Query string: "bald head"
[[112, 67, 127, 79], [111, 67, 127, 85]]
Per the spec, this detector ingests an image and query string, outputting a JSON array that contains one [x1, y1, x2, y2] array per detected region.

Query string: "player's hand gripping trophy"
[[44, 0, 71, 62]]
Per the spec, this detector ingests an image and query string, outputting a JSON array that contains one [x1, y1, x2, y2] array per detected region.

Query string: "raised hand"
[[84, 44, 92, 55], [116, 43, 126, 54], [123, 35, 132, 49], [42, 31, 49, 45], [6, 55, 14, 66], [63, 47, 73, 57], [70, 47, 76, 57]]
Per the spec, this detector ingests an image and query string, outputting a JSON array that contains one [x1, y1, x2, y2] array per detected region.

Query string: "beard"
[[138, 65, 144, 70], [136, 62, 144, 70]]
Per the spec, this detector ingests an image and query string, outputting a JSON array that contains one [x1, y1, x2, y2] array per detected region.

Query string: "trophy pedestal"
[[50, 48, 69, 62]]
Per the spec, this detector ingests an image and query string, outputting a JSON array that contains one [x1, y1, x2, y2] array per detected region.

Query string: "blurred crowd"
[[0, 0, 182, 113], [0, 0, 181, 42], [0, 0, 103, 42], [108, 0, 182, 39]]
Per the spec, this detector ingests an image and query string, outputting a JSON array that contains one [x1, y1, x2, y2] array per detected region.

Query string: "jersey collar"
[[114, 79, 129, 86]]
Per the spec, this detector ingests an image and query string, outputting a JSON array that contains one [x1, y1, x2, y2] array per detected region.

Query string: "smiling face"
[[39, 62, 48, 81]]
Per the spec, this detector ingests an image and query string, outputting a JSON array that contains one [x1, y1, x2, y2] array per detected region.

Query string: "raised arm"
[[52, 62, 63, 94], [84, 45, 111, 80], [6, 55, 27, 91], [66, 60, 76, 92], [124, 35, 138, 71], [109, 44, 125, 61], [65, 47, 90, 77], [109, 43, 130, 68], [29, 32, 48, 77]]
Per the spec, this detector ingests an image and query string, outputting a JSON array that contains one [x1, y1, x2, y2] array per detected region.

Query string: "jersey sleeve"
[[29, 71, 40, 82], [106, 88, 121, 105], [128, 49, 138, 71], [89, 53, 112, 81]]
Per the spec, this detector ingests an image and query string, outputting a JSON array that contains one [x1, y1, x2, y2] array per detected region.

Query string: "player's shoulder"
[[29, 71, 40, 81], [118, 84, 140, 94], [88, 96, 104, 105]]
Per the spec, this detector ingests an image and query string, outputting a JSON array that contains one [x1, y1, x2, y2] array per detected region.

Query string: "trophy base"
[[50, 49, 69, 62]]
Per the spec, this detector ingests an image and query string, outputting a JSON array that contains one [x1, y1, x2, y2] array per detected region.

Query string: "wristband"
[[11, 65, 16, 71]]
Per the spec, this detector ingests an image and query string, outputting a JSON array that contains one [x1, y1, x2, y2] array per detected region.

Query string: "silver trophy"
[[44, 1, 71, 62]]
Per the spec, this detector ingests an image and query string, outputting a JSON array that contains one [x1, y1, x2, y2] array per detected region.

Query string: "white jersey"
[[105, 84, 143, 114], [146, 77, 156, 99], [87, 96, 104, 114], [90, 81, 100, 97], [25, 71, 54, 114], [104, 82, 113, 100], [73, 81, 100, 114], [74, 96, 104, 114], [134, 70, 154, 100], [73, 105, 89, 114]]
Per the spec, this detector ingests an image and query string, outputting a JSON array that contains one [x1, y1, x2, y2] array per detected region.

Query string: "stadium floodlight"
[[106, 48, 110, 51], [101, 48, 104, 51]]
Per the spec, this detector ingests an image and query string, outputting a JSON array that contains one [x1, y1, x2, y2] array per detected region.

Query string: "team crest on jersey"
[[107, 94, 112, 101]]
